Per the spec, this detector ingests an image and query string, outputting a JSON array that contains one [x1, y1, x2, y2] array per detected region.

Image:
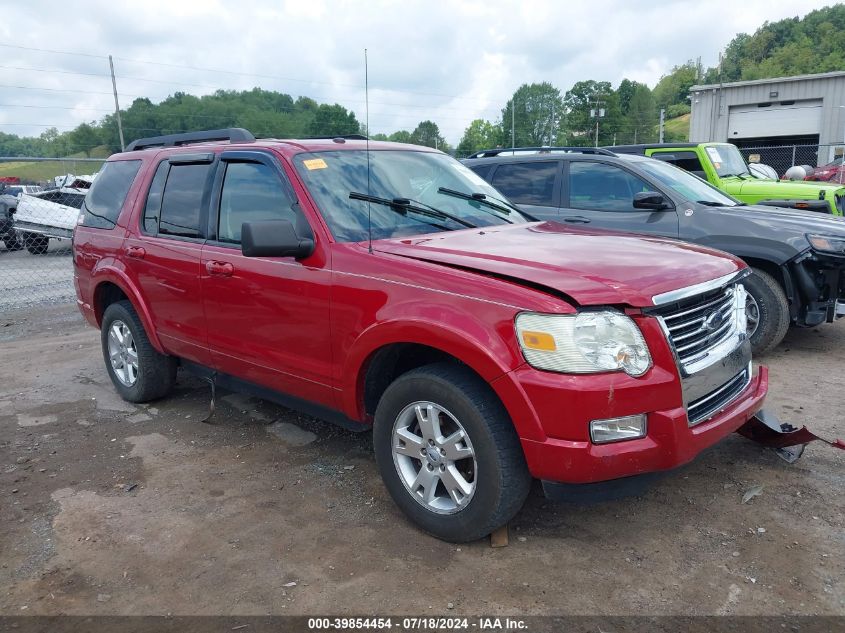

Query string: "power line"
[[0, 43, 502, 106]]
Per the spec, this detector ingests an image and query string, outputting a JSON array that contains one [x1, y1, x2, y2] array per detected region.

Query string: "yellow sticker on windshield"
[[303, 158, 328, 170]]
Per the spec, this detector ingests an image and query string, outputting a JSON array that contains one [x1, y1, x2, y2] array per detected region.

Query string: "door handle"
[[563, 216, 591, 224], [206, 260, 234, 277], [126, 246, 146, 259]]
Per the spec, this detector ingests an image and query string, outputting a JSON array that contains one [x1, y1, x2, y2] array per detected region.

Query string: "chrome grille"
[[687, 366, 751, 426], [652, 284, 741, 367]]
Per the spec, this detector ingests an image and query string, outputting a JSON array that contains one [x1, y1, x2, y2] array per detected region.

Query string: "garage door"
[[728, 100, 822, 139]]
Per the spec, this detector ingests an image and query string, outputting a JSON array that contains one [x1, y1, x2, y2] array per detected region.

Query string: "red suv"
[[73, 128, 767, 541]]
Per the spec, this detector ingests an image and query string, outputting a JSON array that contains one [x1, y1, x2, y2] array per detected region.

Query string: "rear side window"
[[154, 163, 210, 239], [491, 161, 557, 206], [653, 151, 706, 178], [82, 159, 142, 228]]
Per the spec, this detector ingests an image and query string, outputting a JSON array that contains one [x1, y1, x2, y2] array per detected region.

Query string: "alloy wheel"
[[391, 401, 477, 514], [107, 320, 139, 387], [745, 293, 761, 338]]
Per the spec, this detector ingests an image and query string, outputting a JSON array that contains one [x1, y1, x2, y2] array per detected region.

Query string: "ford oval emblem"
[[703, 310, 725, 333]]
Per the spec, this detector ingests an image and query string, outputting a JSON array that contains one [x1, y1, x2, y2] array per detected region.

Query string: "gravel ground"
[[0, 242, 74, 311], [0, 302, 843, 616]]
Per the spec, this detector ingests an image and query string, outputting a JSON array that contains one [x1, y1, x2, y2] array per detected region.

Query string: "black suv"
[[463, 147, 845, 354]]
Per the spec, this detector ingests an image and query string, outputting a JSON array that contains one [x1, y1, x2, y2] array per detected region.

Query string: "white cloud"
[[0, 0, 836, 144]]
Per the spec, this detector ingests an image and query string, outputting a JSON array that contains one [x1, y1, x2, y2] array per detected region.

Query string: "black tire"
[[373, 362, 531, 542], [742, 267, 790, 356], [3, 231, 23, 251], [101, 300, 177, 403], [24, 234, 50, 255]]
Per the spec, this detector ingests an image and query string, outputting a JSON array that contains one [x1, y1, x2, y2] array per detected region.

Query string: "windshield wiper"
[[436, 187, 517, 222], [349, 192, 477, 229], [696, 199, 744, 207]]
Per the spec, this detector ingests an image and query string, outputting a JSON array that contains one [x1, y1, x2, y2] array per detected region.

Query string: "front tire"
[[101, 300, 177, 402], [373, 363, 531, 542], [742, 268, 790, 355]]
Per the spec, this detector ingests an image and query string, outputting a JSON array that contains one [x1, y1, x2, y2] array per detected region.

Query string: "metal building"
[[689, 71, 845, 167]]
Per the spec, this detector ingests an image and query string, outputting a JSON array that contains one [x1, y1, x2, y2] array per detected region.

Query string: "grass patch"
[[0, 145, 111, 183], [663, 113, 690, 142]]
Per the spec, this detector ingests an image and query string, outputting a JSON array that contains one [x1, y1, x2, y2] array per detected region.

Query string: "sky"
[[0, 0, 838, 145]]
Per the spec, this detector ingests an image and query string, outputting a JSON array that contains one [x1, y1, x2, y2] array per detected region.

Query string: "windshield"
[[637, 159, 742, 207], [294, 150, 531, 242], [703, 144, 750, 178]]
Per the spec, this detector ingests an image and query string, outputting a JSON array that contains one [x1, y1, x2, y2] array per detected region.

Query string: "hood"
[[711, 204, 845, 235], [374, 222, 743, 308], [736, 176, 845, 197]]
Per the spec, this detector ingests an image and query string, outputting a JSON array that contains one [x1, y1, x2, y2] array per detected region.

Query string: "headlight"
[[515, 311, 652, 377], [807, 234, 845, 255]]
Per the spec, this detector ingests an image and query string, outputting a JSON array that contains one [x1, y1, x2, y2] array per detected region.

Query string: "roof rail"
[[466, 146, 617, 159], [302, 134, 369, 141], [125, 128, 255, 152]]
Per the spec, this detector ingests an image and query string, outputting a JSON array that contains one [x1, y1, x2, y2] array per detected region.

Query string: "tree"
[[456, 119, 502, 156], [563, 80, 622, 146], [309, 104, 360, 137], [617, 79, 638, 115], [388, 130, 413, 144], [652, 62, 700, 110], [624, 84, 658, 144], [500, 83, 564, 147], [410, 121, 447, 150], [67, 123, 102, 157]]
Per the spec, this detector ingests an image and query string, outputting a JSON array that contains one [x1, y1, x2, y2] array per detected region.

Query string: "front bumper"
[[516, 366, 768, 486]]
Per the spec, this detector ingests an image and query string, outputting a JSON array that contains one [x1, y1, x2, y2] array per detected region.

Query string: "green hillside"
[[663, 113, 690, 142], [0, 145, 109, 183]]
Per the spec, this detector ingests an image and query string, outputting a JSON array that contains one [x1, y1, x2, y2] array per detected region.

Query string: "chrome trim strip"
[[651, 269, 750, 306], [687, 363, 752, 426]]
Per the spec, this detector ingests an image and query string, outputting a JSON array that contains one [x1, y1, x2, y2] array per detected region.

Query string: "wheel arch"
[[342, 320, 521, 425], [91, 268, 165, 353], [737, 256, 799, 321]]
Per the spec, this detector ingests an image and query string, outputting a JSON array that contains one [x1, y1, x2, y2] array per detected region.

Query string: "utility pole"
[[511, 100, 515, 150], [108, 55, 125, 152], [658, 108, 665, 143], [590, 99, 605, 148]]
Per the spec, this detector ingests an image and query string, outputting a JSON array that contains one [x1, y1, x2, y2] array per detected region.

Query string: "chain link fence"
[[0, 157, 105, 313], [737, 143, 845, 180]]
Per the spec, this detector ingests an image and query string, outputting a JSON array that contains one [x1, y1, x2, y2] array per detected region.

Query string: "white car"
[[14, 180, 91, 254]]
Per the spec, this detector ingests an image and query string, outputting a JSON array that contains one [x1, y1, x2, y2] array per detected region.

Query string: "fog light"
[[590, 414, 647, 444]]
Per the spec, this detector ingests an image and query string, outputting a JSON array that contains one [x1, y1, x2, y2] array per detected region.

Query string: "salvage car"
[[14, 179, 91, 254], [74, 128, 771, 542], [605, 142, 845, 215], [801, 156, 845, 183], [0, 184, 24, 251], [463, 147, 845, 354]]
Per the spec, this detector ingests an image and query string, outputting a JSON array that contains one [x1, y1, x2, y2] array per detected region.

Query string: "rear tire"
[[24, 234, 50, 255], [101, 300, 177, 402], [373, 362, 531, 542], [742, 268, 790, 355]]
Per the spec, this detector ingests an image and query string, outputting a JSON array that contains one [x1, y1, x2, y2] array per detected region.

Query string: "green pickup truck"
[[607, 142, 845, 216]]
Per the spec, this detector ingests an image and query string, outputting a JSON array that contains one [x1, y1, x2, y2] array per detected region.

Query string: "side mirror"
[[633, 191, 669, 210], [241, 219, 314, 259]]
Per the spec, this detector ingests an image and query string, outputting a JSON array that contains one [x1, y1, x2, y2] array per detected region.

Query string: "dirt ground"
[[1, 303, 843, 616]]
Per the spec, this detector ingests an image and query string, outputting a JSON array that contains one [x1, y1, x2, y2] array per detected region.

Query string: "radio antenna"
[[365, 48, 373, 254]]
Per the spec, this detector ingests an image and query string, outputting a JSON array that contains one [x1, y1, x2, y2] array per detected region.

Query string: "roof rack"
[[125, 128, 255, 152], [302, 134, 369, 141], [466, 146, 617, 159]]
